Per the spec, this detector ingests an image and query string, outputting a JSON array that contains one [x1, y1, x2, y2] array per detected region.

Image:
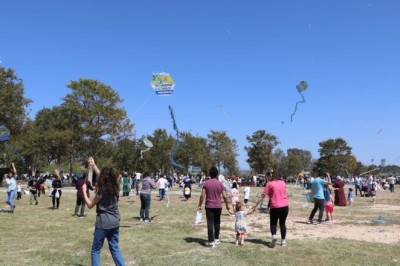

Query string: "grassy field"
[[1, 184, 400, 266]]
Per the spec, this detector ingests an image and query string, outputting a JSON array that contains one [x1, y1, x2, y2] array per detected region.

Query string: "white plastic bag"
[[55, 190, 60, 199], [195, 211, 202, 224]]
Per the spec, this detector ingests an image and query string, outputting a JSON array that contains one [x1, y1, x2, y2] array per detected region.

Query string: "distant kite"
[[290, 81, 308, 122], [0, 125, 25, 162], [140, 137, 153, 159], [0, 125, 10, 141], [150, 72, 175, 95]]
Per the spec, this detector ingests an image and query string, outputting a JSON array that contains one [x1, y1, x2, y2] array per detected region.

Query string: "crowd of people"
[[2, 159, 399, 265]]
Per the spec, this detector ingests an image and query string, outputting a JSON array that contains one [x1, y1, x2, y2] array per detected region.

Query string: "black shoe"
[[35, 202, 38, 205]]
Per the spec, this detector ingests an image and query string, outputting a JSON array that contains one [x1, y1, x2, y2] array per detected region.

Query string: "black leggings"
[[205, 208, 222, 242], [270, 206, 289, 239], [52, 189, 62, 208], [309, 198, 325, 222]]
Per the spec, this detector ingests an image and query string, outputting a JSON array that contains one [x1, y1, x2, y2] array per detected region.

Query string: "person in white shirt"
[[134, 172, 142, 195], [157, 175, 169, 200], [243, 183, 251, 208], [387, 175, 396, 193]]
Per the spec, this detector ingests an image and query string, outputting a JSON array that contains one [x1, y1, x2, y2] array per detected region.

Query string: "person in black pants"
[[307, 172, 331, 224], [197, 166, 231, 248], [52, 170, 63, 209]]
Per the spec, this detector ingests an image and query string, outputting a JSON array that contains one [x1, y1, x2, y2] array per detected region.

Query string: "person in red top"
[[253, 172, 289, 247], [75, 173, 94, 217], [197, 166, 231, 248]]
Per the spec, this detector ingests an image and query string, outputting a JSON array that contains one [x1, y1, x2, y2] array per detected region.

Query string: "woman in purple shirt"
[[198, 166, 231, 248]]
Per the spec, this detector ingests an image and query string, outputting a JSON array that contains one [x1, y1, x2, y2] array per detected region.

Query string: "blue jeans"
[[140, 193, 151, 220], [5, 189, 16, 211], [91, 227, 125, 266], [159, 188, 165, 199]]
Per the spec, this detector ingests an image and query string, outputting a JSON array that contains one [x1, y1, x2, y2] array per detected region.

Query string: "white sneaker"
[[140, 218, 144, 222], [281, 240, 286, 247], [270, 235, 277, 248], [214, 239, 221, 245], [145, 219, 150, 223], [207, 241, 216, 248]]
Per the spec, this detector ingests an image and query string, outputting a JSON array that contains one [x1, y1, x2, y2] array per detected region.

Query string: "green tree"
[[0, 67, 32, 133], [112, 138, 137, 171], [313, 138, 357, 176], [272, 148, 287, 175], [143, 129, 174, 175], [208, 130, 238, 175], [245, 130, 280, 174], [176, 132, 213, 173], [0, 67, 31, 166], [286, 148, 313, 176], [62, 79, 134, 156]]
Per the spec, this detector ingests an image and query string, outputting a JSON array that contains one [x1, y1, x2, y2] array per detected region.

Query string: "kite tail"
[[5, 142, 25, 163], [140, 148, 150, 159], [290, 92, 306, 122], [168, 105, 183, 168]]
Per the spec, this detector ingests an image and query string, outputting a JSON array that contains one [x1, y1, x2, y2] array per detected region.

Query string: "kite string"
[[132, 92, 154, 117], [290, 92, 306, 122], [168, 105, 182, 168], [5, 142, 25, 163]]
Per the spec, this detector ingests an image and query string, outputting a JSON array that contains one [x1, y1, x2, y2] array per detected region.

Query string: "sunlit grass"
[[0, 184, 399, 265]]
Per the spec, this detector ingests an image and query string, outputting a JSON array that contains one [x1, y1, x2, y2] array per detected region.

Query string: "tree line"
[[1, 66, 398, 178]]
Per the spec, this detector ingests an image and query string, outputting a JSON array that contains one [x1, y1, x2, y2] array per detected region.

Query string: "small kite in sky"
[[290, 81, 308, 122], [150, 72, 175, 95]]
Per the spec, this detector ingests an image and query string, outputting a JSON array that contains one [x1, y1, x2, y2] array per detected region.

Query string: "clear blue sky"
[[1, 1, 399, 169]]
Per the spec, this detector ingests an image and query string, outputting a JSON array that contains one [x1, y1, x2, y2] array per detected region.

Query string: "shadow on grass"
[[245, 238, 271, 247], [184, 237, 208, 246]]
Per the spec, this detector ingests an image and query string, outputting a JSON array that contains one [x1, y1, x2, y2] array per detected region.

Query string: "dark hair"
[[232, 182, 238, 189], [235, 202, 243, 212], [349, 188, 353, 191], [209, 166, 218, 178], [95, 167, 119, 195]]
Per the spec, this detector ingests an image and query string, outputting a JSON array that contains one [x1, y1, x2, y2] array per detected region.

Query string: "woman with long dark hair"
[[82, 157, 125, 266]]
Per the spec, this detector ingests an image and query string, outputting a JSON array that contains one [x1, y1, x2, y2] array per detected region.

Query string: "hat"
[[336, 176, 342, 180]]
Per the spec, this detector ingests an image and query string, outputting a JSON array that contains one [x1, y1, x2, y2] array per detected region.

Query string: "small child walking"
[[347, 188, 353, 206], [234, 202, 255, 245], [324, 186, 334, 223], [16, 182, 22, 200]]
